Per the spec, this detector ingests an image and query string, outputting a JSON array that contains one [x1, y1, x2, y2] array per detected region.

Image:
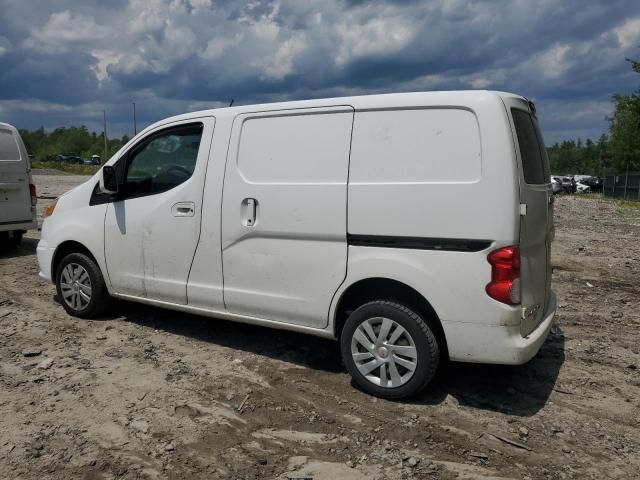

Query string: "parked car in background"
[[556, 176, 575, 193], [83, 156, 101, 166], [573, 175, 591, 183], [58, 153, 83, 164], [0, 122, 37, 247], [580, 176, 603, 192], [551, 176, 563, 194], [575, 182, 591, 193]]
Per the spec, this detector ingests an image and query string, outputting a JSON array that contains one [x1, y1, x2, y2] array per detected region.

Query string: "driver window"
[[125, 123, 203, 197]]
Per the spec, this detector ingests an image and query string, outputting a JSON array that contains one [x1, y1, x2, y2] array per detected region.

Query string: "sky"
[[1, 0, 639, 145]]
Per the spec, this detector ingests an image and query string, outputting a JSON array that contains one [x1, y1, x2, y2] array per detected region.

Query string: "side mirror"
[[100, 165, 119, 194]]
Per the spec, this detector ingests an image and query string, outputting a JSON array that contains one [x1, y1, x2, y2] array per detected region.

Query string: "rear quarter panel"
[[336, 92, 523, 344]]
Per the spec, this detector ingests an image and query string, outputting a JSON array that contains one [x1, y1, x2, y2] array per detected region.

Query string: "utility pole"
[[103, 110, 108, 161], [132, 102, 137, 136]]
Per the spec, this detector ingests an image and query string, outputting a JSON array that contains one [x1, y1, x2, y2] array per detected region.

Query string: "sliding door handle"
[[242, 198, 257, 226]]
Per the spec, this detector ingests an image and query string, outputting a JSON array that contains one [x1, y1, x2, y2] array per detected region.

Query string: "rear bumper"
[[443, 290, 557, 365], [36, 240, 55, 283], [0, 218, 37, 232]]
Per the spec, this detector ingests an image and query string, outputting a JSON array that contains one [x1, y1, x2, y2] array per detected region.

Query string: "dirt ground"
[[1, 172, 639, 480]]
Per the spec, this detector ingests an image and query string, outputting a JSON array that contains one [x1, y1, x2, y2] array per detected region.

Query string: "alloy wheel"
[[350, 316, 418, 388], [60, 263, 92, 311]]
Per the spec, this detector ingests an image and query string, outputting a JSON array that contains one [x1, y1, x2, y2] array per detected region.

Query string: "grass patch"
[[569, 192, 640, 216], [611, 198, 640, 210], [31, 160, 101, 176]]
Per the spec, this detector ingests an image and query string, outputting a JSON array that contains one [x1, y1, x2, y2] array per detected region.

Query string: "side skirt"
[[111, 292, 337, 340]]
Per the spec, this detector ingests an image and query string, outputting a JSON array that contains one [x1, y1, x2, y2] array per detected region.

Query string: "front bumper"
[[443, 290, 557, 365], [36, 240, 55, 283]]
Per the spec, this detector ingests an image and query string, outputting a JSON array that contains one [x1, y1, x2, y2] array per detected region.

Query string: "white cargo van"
[[37, 91, 556, 398], [0, 122, 37, 247]]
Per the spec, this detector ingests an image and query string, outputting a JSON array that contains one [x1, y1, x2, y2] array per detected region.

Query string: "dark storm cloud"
[[0, 0, 639, 143], [0, 51, 100, 104]]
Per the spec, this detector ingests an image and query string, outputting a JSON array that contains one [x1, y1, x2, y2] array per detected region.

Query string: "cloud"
[[128, 0, 168, 34], [260, 32, 305, 79], [200, 33, 244, 60], [0, 0, 639, 143], [335, 9, 417, 66], [24, 11, 111, 53], [0, 36, 11, 56], [615, 17, 640, 50]]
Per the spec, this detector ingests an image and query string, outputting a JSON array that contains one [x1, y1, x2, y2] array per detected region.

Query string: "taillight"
[[29, 183, 37, 206], [486, 245, 521, 305]]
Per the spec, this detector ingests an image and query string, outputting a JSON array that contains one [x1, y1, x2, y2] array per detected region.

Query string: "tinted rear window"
[[0, 129, 21, 161], [511, 109, 550, 184]]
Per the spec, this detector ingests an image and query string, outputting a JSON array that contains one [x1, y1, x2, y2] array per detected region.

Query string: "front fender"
[[39, 179, 110, 290]]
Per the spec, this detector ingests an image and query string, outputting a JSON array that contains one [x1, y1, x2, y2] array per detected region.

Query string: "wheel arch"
[[51, 240, 100, 280], [333, 277, 449, 360]]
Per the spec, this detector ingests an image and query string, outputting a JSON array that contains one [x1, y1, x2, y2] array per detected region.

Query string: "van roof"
[[0, 122, 19, 133], [144, 90, 525, 135]]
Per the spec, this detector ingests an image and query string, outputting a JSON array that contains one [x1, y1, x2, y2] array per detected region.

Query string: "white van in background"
[[37, 91, 556, 399], [0, 122, 37, 247]]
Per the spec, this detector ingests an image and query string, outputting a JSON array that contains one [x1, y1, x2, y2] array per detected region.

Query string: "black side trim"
[[348, 234, 492, 252]]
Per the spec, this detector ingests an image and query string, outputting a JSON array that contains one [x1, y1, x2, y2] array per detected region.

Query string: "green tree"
[[18, 126, 128, 164], [608, 58, 640, 172]]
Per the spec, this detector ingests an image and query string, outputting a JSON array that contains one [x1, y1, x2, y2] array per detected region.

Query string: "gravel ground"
[[30, 168, 78, 176], [0, 174, 639, 479], [30, 171, 93, 225]]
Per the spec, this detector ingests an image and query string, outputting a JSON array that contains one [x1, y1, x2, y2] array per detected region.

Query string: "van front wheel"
[[55, 252, 110, 319], [340, 301, 440, 399]]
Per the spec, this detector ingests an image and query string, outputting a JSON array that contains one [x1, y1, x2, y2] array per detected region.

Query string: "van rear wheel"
[[55, 252, 110, 319], [340, 301, 440, 399]]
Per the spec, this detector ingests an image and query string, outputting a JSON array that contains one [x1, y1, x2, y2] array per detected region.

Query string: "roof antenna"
[[229, 99, 234, 107]]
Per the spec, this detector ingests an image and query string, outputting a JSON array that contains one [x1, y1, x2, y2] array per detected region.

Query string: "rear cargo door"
[[0, 127, 32, 225], [505, 100, 553, 336]]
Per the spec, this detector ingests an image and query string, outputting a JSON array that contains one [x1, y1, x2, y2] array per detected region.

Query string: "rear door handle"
[[172, 201, 195, 217]]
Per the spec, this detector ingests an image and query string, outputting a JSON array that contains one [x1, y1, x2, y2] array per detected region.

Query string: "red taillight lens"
[[486, 245, 521, 305], [29, 183, 37, 206]]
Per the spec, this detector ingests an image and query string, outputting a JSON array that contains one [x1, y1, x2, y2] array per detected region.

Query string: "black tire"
[[55, 252, 110, 318], [9, 230, 23, 247], [0, 231, 22, 249], [340, 300, 440, 399]]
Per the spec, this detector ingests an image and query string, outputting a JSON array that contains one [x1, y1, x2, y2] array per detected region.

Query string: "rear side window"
[[0, 129, 20, 161], [511, 109, 550, 184]]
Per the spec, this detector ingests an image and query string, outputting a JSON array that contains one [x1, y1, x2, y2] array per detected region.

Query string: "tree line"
[[19, 125, 130, 163], [548, 58, 639, 176]]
